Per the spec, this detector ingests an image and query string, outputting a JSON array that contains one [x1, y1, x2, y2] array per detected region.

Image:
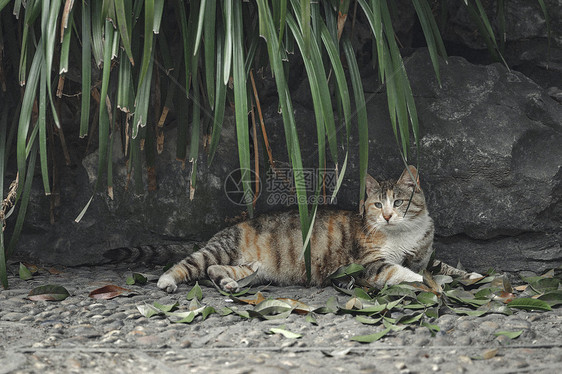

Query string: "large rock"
[[362, 49, 562, 272], [13, 49, 562, 274]]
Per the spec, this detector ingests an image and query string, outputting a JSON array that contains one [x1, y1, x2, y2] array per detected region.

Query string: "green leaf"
[[538, 290, 562, 306], [269, 327, 302, 339], [126, 272, 148, 285], [174, 311, 196, 323], [254, 299, 293, 316], [350, 327, 391, 343], [153, 302, 179, 313], [201, 306, 216, 321], [329, 264, 365, 279], [397, 312, 424, 324], [28, 285, 70, 301], [356, 315, 382, 325], [507, 298, 552, 311], [417, 292, 438, 306], [218, 307, 234, 316], [494, 330, 523, 339], [19, 263, 33, 280], [448, 307, 487, 317], [313, 296, 338, 314], [186, 282, 203, 301], [305, 313, 318, 325], [529, 278, 560, 293], [137, 304, 162, 318], [421, 321, 440, 336], [114, 0, 134, 65], [232, 0, 253, 215], [342, 36, 368, 213]]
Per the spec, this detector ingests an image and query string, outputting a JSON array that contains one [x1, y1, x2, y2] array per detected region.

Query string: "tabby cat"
[[157, 166, 481, 293]]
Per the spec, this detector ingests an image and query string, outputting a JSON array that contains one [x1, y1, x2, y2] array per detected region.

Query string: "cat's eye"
[[394, 199, 403, 207], [374, 202, 382, 208]]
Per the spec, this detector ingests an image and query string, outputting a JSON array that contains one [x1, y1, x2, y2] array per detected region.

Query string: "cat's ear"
[[398, 165, 421, 191], [365, 174, 380, 196]]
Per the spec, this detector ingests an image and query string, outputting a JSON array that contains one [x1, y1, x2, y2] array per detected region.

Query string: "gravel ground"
[[1, 263, 561, 374]]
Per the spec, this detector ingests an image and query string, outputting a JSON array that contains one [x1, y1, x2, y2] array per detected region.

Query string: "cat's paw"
[[467, 272, 483, 280], [220, 278, 240, 293], [157, 273, 178, 293]]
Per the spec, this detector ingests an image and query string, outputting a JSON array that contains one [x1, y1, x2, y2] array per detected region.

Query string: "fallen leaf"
[[254, 299, 293, 315], [22, 263, 39, 274], [268, 327, 302, 339], [356, 315, 382, 325], [19, 263, 33, 280], [538, 290, 562, 306], [507, 298, 552, 311], [350, 327, 391, 343], [153, 302, 179, 313], [201, 306, 216, 321], [126, 272, 148, 285], [186, 282, 203, 301], [236, 291, 266, 305], [137, 304, 162, 318], [345, 297, 363, 310], [305, 313, 318, 325], [494, 330, 523, 339], [47, 267, 62, 275], [89, 285, 132, 300], [276, 298, 313, 314], [514, 285, 528, 292], [322, 348, 352, 357], [482, 348, 499, 360], [28, 285, 70, 301]]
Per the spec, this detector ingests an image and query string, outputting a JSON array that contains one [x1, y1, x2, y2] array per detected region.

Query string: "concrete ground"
[[1, 263, 561, 373]]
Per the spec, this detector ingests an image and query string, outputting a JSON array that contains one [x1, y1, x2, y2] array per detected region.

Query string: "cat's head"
[[364, 166, 428, 230]]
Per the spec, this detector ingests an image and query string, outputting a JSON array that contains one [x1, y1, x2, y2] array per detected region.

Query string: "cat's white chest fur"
[[379, 214, 432, 264]]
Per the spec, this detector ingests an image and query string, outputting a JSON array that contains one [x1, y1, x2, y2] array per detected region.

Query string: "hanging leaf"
[[28, 285, 70, 301]]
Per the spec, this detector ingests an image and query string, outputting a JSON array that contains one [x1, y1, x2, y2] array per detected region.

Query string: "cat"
[[157, 165, 481, 293]]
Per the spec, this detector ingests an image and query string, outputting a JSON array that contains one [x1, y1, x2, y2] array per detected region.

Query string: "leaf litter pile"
[[20, 262, 562, 343]]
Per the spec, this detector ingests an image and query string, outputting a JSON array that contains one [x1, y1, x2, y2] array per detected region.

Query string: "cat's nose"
[[383, 214, 392, 222]]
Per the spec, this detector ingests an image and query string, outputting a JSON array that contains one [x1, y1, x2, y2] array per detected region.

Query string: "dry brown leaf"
[[276, 298, 313, 314], [237, 291, 266, 305], [345, 297, 363, 310], [514, 285, 528, 292], [482, 348, 499, 360], [47, 267, 63, 275], [22, 263, 39, 274], [88, 285, 132, 300]]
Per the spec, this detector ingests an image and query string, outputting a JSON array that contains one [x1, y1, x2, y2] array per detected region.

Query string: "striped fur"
[[157, 166, 480, 293]]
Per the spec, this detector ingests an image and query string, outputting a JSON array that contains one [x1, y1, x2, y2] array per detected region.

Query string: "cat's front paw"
[[157, 273, 178, 293], [220, 278, 240, 293]]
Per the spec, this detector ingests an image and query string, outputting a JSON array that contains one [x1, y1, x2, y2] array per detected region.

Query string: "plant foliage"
[[0, 1, 550, 288]]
